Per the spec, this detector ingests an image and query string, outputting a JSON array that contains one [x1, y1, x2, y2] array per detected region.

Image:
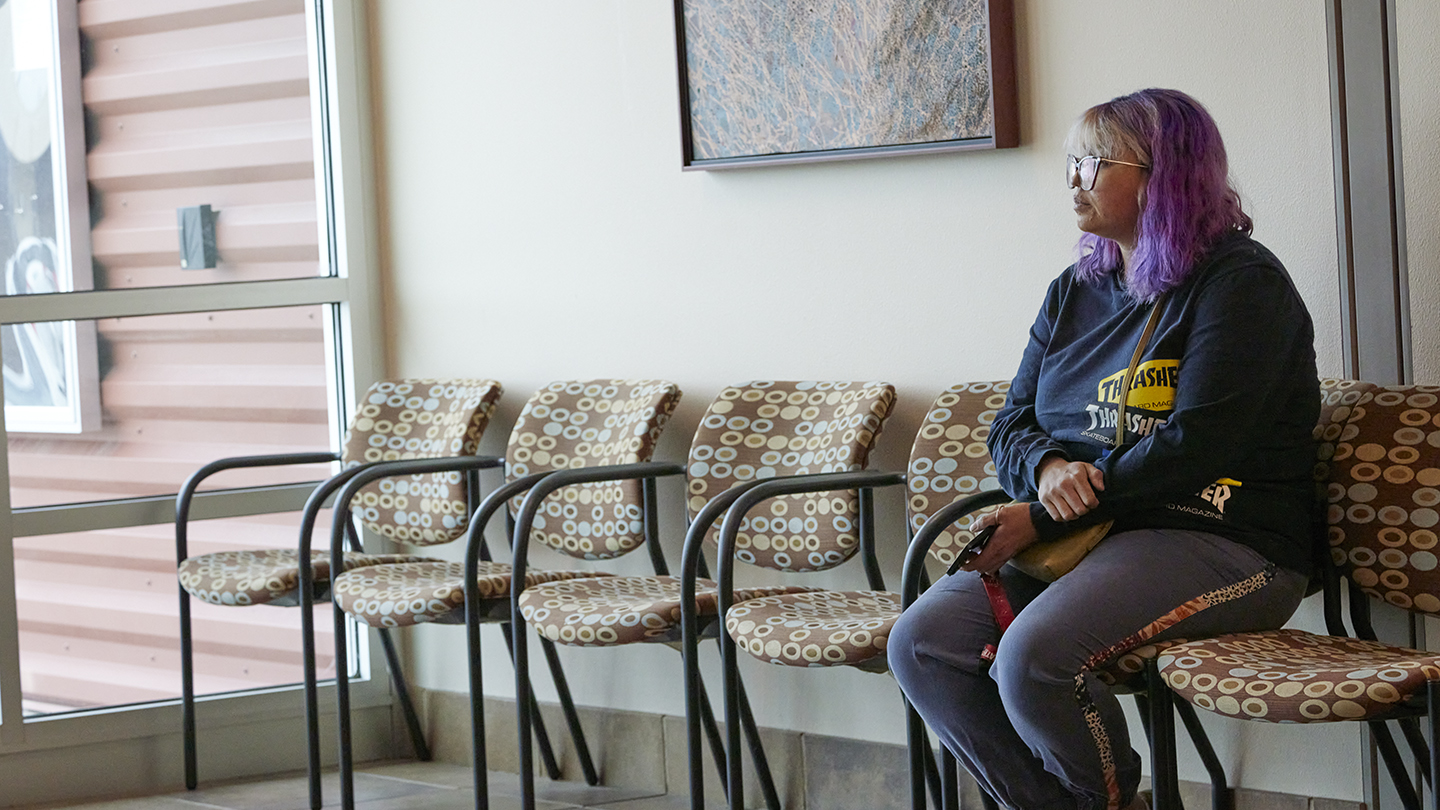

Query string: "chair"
[[327, 379, 683, 810], [1150, 381, 1440, 810], [693, 382, 1003, 810], [511, 380, 898, 810], [175, 378, 502, 809]]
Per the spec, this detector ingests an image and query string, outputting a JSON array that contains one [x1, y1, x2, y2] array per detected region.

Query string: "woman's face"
[[1069, 150, 1148, 250]]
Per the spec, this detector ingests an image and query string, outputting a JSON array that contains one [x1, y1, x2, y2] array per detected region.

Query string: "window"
[[0, 0, 386, 794]]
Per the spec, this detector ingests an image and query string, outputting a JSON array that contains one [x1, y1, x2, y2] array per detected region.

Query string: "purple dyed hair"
[[1067, 88, 1252, 301]]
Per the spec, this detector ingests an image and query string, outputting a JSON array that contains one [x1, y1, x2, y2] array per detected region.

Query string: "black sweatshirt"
[[987, 231, 1320, 575]]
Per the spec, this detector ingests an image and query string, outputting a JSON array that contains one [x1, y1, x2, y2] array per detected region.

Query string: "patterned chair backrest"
[[506, 379, 683, 560], [341, 378, 504, 547], [906, 382, 1009, 568], [686, 380, 897, 573], [1326, 383, 1440, 613]]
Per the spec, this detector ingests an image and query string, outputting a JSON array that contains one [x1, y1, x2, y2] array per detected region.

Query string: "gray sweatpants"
[[888, 529, 1308, 810]]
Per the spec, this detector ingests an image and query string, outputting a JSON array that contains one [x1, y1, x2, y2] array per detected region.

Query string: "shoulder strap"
[[1113, 293, 1169, 447]]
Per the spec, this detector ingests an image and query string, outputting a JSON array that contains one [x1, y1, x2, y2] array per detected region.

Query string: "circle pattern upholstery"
[[328, 380, 679, 629], [1159, 629, 1440, 722], [724, 590, 901, 671], [906, 381, 1009, 566], [1158, 382, 1440, 725], [179, 549, 431, 607], [506, 380, 682, 560], [342, 379, 504, 547], [687, 381, 896, 573], [332, 561, 611, 628], [722, 384, 1000, 671], [518, 576, 813, 647], [1324, 384, 1440, 612]]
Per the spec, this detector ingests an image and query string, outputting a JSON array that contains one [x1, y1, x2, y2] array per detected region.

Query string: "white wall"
[[1400, 0, 1440, 383], [369, 0, 1370, 800]]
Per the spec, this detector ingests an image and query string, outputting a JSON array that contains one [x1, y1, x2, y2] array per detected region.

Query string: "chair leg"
[[376, 627, 431, 761], [1173, 698, 1232, 810], [179, 588, 199, 792], [921, 736, 943, 810], [334, 608, 357, 810], [499, 623, 564, 780], [1399, 717, 1435, 789], [695, 673, 732, 803], [539, 637, 601, 786], [1428, 681, 1439, 810], [904, 698, 930, 810], [941, 748, 961, 810], [734, 676, 782, 810], [1372, 719, 1423, 810], [300, 587, 324, 810], [466, 613, 489, 810], [1145, 660, 1180, 810]]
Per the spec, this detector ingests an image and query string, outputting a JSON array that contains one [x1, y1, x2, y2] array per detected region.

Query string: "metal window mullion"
[[0, 276, 349, 326], [0, 375, 21, 742], [10, 482, 328, 539], [308, 0, 389, 709]]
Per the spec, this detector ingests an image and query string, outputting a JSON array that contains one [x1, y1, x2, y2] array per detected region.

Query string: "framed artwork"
[[673, 0, 1018, 170]]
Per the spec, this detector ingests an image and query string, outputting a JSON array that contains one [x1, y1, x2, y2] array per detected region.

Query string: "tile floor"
[[19, 761, 707, 810]]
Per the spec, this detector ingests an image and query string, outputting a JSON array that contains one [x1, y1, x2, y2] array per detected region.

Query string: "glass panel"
[[8, 304, 332, 508], [69, 0, 320, 292], [0, 0, 67, 293], [15, 511, 339, 715]]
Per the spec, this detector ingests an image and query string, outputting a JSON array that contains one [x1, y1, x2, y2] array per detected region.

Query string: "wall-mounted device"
[[177, 204, 218, 269]]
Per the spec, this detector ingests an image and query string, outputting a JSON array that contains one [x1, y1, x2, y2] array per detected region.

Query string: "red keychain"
[[945, 524, 1016, 666]]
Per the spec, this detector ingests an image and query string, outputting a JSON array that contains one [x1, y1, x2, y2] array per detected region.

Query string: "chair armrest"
[[175, 451, 339, 563], [899, 489, 1011, 608], [318, 453, 506, 563], [507, 461, 686, 607], [712, 470, 907, 616], [462, 470, 552, 608]]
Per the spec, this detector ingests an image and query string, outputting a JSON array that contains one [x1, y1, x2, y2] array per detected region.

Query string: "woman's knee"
[[990, 620, 1086, 699], [887, 602, 934, 683]]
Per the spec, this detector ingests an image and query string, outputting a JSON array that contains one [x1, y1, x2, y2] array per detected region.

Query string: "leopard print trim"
[[1074, 563, 1276, 810]]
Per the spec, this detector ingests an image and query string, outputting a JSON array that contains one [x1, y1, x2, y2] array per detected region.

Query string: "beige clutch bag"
[[1009, 517, 1114, 582]]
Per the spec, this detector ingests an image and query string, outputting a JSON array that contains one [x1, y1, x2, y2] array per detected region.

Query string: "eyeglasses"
[[1067, 155, 1149, 191]]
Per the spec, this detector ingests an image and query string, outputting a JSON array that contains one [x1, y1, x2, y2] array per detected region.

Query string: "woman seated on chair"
[[889, 88, 1320, 810]]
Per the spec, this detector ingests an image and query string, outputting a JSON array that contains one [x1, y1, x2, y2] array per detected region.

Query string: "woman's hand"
[[964, 503, 1039, 575], [1036, 455, 1105, 521]]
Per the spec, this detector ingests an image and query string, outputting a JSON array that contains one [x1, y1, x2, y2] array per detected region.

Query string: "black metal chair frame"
[[1149, 554, 1440, 810], [507, 462, 788, 810], [316, 456, 604, 810], [175, 451, 434, 810], [453, 469, 611, 809], [705, 469, 907, 810], [900, 492, 1235, 810]]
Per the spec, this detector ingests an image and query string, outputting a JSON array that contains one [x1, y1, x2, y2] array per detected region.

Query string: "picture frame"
[[673, 0, 1019, 170]]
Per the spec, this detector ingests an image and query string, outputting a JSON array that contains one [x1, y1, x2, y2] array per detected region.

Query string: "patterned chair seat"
[[178, 549, 433, 607], [332, 561, 611, 628], [518, 575, 815, 647], [1093, 638, 1191, 691], [1158, 628, 1440, 723], [724, 590, 902, 673]]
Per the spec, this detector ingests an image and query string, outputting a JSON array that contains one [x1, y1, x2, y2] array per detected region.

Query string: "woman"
[[889, 89, 1319, 810]]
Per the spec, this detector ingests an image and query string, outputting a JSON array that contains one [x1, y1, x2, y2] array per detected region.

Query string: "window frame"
[[0, 0, 393, 787]]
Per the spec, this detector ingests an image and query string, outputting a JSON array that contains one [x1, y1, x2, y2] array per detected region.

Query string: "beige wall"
[[366, 0, 1411, 801], [1401, 0, 1440, 383]]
